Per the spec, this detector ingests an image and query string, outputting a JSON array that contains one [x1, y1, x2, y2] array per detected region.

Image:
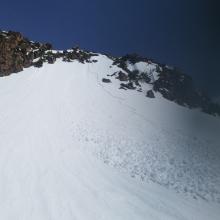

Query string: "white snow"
[[127, 61, 160, 81], [0, 56, 219, 220]]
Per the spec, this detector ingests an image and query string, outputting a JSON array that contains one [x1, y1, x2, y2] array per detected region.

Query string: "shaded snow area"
[[0, 55, 219, 219]]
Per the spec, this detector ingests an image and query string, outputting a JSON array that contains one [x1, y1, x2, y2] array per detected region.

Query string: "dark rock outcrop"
[[117, 71, 128, 81], [0, 31, 98, 76], [146, 90, 155, 98], [33, 59, 43, 68], [62, 47, 98, 64], [120, 82, 136, 90], [102, 78, 111, 83], [113, 53, 149, 69], [0, 31, 53, 76], [153, 67, 220, 116]]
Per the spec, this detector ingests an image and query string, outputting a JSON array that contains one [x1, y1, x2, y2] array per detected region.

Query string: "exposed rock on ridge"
[[0, 30, 52, 75], [110, 53, 220, 117], [0, 30, 98, 76], [0, 30, 219, 117]]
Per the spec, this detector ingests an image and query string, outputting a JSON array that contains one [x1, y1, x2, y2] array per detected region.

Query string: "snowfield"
[[0, 55, 219, 220]]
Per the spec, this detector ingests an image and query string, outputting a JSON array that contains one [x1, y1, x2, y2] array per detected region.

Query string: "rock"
[[107, 72, 117, 77], [47, 56, 56, 64], [128, 70, 139, 81], [135, 80, 141, 86], [46, 52, 56, 64], [0, 31, 24, 75], [0, 31, 101, 76], [146, 90, 155, 98], [62, 48, 97, 64], [153, 67, 199, 106], [139, 72, 151, 83], [112, 53, 149, 71], [119, 86, 127, 90], [0, 30, 54, 76], [33, 59, 43, 68], [23, 52, 34, 68], [120, 82, 136, 90], [102, 78, 111, 83], [117, 71, 128, 81]]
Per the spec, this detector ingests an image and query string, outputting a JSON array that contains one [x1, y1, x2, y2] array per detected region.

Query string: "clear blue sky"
[[1, 0, 219, 96]]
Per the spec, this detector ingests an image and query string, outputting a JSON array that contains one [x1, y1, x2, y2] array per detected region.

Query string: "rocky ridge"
[[108, 53, 220, 116], [0, 30, 219, 116], [0, 30, 98, 75]]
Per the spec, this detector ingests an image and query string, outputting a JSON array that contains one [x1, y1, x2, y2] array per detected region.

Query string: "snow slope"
[[0, 55, 219, 219]]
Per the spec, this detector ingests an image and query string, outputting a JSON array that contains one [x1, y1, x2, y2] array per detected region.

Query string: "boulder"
[[102, 78, 111, 83], [146, 90, 155, 98], [117, 71, 128, 81], [128, 70, 139, 81], [120, 82, 136, 90], [46, 54, 56, 64], [0, 31, 55, 76]]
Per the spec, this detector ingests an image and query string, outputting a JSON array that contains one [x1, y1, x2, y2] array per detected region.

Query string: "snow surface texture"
[[0, 55, 219, 219]]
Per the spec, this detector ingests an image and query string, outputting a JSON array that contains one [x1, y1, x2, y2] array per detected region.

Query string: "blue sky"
[[1, 0, 219, 96]]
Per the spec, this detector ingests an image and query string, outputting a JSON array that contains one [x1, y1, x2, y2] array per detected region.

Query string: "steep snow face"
[[0, 56, 219, 220]]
